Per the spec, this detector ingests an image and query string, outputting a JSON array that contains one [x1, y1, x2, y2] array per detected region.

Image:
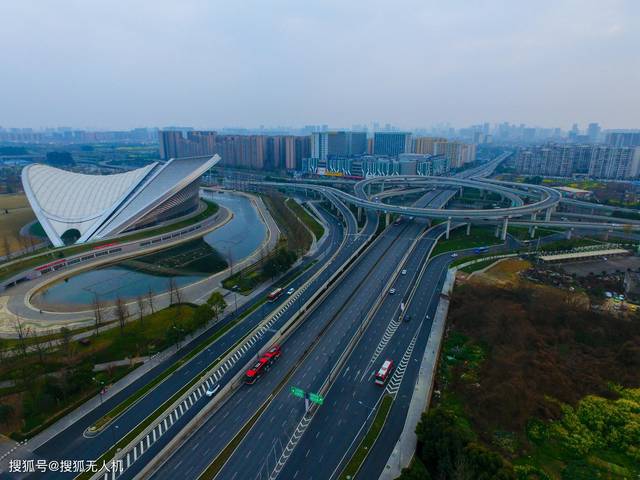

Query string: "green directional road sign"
[[290, 386, 305, 398], [309, 392, 324, 405]]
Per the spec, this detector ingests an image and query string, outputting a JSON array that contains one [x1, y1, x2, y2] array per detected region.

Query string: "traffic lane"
[[85, 203, 360, 480], [33, 205, 349, 473], [357, 256, 453, 480], [149, 226, 403, 480], [149, 223, 406, 479], [214, 224, 426, 480], [276, 234, 447, 480]]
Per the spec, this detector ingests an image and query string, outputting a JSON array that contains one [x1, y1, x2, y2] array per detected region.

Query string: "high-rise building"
[[413, 137, 476, 168], [514, 144, 640, 180], [588, 146, 640, 179], [606, 131, 640, 147], [373, 132, 412, 156], [587, 123, 601, 143], [159, 130, 184, 159]]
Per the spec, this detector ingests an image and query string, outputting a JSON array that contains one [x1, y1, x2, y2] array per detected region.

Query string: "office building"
[[606, 131, 640, 148], [373, 132, 412, 156]]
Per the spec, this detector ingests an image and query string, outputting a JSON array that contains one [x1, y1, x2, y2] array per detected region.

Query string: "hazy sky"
[[1, 0, 639, 130]]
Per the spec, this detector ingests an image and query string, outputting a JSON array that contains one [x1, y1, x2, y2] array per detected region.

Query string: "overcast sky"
[[1, 0, 639, 131]]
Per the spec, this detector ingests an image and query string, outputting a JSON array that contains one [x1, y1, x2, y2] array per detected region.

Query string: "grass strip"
[[460, 258, 500, 274], [340, 394, 394, 480], [285, 198, 325, 239]]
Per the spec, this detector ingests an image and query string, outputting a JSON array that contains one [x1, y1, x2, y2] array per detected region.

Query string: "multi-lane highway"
[[30, 194, 371, 480]]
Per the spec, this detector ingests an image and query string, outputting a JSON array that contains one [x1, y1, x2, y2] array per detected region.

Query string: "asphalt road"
[[149, 210, 422, 480], [201, 190, 454, 480], [26, 195, 363, 480]]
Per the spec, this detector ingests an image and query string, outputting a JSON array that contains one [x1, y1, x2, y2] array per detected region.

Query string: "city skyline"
[[1, 0, 639, 130]]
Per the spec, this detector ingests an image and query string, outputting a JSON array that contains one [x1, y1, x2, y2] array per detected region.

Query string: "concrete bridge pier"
[[501, 217, 509, 241], [529, 212, 537, 237], [367, 184, 371, 197], [357, 206, 362, 223], [466, 222, 471, 236], [385, 212, 391, 226], [545, 208, 553, 222], [605, 229, 611, 241], [495, 223, 501, 238], [566, 228, 573, 240], [445, 217, 452, 239]]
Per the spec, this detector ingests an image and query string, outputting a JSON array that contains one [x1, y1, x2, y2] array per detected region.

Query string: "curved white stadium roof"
[[22, 155, 220, 247]]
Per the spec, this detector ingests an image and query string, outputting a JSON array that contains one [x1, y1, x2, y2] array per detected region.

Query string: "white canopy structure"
[[22, 155, 220, 247]]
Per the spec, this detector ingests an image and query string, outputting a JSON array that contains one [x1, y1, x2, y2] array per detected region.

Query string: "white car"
[[287, 287, 295, 295], [206, 384, 220, 397], [451, 253, 458, 258], [389, 288, 396, 295], [401, 269, 407, 275]]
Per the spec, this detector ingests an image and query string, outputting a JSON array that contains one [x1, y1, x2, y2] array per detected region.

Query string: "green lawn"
[[432, 226, 502, 256], [508, 225, 561, 241]]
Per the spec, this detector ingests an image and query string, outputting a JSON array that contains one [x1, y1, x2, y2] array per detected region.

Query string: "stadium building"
[[21, 155, 219, 247]]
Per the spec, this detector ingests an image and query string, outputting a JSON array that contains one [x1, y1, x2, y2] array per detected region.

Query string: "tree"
[[115, 296, 129, 333], [136, 294, 146, 327], [2, 236, 12, 259], [0, 404, 14, 426], [12, 316, 30, 359], [59, 327, 73, 363], [207, 291, 227, 323], [168, 278, 178, 306], [92, 293, 103, 336], [146, 287, 155, 315]]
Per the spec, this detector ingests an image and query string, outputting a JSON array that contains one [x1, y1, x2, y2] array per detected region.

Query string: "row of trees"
[[398, 408, 516, 480]]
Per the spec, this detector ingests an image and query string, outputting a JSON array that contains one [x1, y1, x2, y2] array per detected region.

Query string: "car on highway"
[[451, 253, 458, 258], [389, 288, 396, 295], [287, 287, 295, 295], [403, 314, 411, 323], [205, 384, 220, 397], [401, 269, 407, 275], [374, 359, 394, 386]]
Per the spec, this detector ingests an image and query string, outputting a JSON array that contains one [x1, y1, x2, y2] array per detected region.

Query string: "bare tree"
[[146, 287, 155, 315], [59, 326, 73, 362], [136, 294, 146, 326], [115, 296, 129, 333], [92, 293, 103, 336], [30, 328, 47, 366], [2, 236, 12, 260], [12, 316, 29, 359], [168, 278, 178, 305], [174, 283, 184, 306]]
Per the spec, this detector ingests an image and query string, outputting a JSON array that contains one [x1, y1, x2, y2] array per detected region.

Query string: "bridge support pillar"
[[385, 212, 390, 226], [357, 207, 362, 223], [501, 217, 509, 241], [381, 181, 385, 192], [495, 223, 501, 238], [566, 228, 573, 240], [545, 208, 552, 222], [466, 222, 471, 236], [367, 184, 371, 197], [605, 229, 611, 241], [446, 217, 452, 239], [529, 212, 537, 237]]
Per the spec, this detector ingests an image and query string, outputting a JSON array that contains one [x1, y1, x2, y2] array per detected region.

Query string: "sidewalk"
[[379, 268, 456, 480]]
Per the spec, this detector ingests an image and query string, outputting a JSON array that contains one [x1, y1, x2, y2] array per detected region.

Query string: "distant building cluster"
[[159, 129, 475, 178], [159, 130, 311, 170], [514, 144, 640, 180], [0, 127, 157, 144]]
